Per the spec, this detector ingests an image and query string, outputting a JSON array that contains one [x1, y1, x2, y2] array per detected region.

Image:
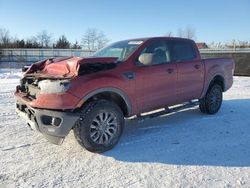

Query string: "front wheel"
[[74, 100, 124, 153], [199, 84, 223, 114]]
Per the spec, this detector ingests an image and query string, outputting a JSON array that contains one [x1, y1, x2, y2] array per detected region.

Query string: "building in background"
[[196, 42, 208, 49]]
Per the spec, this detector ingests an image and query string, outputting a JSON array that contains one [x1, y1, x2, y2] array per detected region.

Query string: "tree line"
[[1, 26, 249, 50], [166, 26, 250, 49], [0, 28, 109, 50]]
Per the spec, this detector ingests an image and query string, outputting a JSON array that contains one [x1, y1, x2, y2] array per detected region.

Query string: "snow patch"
[[1, 69, 250, 187]]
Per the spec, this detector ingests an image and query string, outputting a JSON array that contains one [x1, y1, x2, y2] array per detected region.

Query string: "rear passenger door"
[[171, 40, 204, 102]]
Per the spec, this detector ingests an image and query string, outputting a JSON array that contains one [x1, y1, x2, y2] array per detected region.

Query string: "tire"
[[199, 97, 207, 113], [73, 100, 124, 153], [199, 84, 223, 114]]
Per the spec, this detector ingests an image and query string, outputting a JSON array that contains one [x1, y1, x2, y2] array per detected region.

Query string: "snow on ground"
[[0, 69, 250, 188]]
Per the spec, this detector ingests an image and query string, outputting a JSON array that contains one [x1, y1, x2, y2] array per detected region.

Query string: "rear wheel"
[[199, 84, 223, 114], [74, 100, 124, 153]]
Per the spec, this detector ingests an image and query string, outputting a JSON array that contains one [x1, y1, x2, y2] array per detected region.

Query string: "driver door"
[[135, 40, 178, 113]]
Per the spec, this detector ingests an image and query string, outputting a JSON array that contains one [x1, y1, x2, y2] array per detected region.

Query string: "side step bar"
[[134, 100, 199, 120]]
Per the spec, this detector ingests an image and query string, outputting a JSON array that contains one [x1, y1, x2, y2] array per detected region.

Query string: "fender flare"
[[81, 87, 132, 116], [201, 73, 225, 98]]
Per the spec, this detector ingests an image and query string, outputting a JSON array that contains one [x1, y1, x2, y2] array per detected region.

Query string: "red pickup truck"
[[15, 37, 235, 152]]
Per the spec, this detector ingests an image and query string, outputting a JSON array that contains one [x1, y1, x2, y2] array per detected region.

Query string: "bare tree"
[[165, 31, 173, 37], [225, 39, 250, 49], [71, 40, 81, 49], [208, 41, 215, 49], [0, 28, 11, 48], [208, 41, 225, 49], [25, 37, 41, 48], [186, 26, 196, 40], [81, 28, 109, 51], [178, 26, 196, 40], [36, 30, 52, 48], [178, 28, 184, 38]]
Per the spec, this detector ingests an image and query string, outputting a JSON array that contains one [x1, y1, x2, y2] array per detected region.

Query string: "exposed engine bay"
[[18, 57, 118, 99], [78, 62, 116, 75]]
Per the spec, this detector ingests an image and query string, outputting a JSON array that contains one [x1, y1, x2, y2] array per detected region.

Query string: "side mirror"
[[138, 53, 155, 66]]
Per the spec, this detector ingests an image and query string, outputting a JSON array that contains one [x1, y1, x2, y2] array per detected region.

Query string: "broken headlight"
[[38, 80, 71, 94]]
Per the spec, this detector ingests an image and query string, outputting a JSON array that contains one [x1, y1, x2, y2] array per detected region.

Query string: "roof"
[[121, 36, 195, 42]]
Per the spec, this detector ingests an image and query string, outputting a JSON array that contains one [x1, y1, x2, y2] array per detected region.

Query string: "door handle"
[[166, 68, 174, 74], [123, 72, 135, 80], [194, 64, 200, 69]]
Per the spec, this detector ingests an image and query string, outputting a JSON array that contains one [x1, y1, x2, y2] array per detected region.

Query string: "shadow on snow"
[[103, 99, 250, 167]]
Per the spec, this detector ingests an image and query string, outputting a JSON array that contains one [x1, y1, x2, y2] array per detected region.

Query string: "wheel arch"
[[78, 88, 132, 117], [200, 74, 225, 99], [208, 74, 225, 91]]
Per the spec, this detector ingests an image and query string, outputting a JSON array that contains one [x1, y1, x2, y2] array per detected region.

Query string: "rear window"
[[172, 41, 197, 61]]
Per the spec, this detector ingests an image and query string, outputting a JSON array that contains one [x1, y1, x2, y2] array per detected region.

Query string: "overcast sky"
[[0, 0, 249, 43]]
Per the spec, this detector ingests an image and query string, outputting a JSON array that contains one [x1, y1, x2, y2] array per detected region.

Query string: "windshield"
[[92, 40, 144, 61]]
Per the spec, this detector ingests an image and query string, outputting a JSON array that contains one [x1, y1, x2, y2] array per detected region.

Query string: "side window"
[[172, 41, 197, 62], [138, 41, 171, 66]]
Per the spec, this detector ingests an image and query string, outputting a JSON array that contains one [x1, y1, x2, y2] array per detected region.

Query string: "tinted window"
[[138, 41, 171, 66], [172, 41, 196, 61]]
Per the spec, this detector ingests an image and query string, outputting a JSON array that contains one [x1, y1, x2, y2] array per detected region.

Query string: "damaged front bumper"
[[16, 101, 79, 145]]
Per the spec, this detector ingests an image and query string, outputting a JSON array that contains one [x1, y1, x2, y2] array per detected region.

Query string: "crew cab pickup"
[[15, 37, 235, 152]]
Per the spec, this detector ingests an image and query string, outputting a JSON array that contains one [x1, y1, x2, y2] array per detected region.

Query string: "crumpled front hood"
[[25, 56, 118, 78]]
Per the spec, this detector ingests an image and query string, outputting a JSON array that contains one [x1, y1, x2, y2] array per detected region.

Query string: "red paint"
[[15, 37, 234, 116]]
